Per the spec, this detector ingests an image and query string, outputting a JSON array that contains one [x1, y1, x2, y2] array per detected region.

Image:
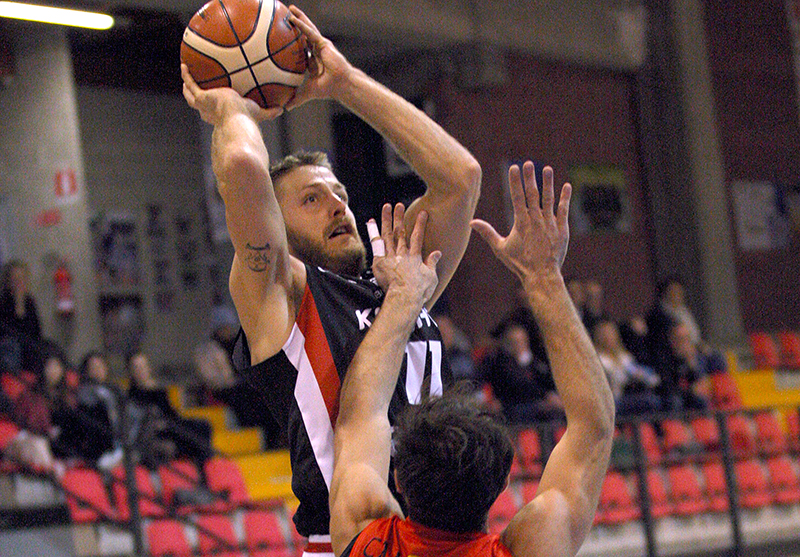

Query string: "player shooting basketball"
[[330, 163, 615, 556], [181, 4, 480, 556]]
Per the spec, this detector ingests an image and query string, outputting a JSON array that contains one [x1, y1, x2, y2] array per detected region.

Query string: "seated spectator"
[[0, 259, 43, 373], [593, 319, 661, 416], [618, 314, 651, 366], [477, 322, 562, 424], [194, 340, 287, 449], [128, 351, 213, 467], [582, 279, 609, 335], [77, 351, 124, 469], [431, 307, 475, 382], [656, 323, 717, 412]]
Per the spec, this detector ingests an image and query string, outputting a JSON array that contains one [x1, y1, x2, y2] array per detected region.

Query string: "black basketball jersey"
[[232, 264, 451, 537]]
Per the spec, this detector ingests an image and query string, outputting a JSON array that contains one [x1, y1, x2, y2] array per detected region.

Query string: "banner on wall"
[[731, 181, 790, 251], [568, 165, 630, 235]]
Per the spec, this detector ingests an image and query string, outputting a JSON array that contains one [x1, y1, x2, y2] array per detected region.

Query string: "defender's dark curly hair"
[[392, 384, 515, 533]]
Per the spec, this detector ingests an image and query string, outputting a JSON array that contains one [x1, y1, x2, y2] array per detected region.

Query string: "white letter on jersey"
[[405, 340, 443, 403], [355, 308, 373, 330]]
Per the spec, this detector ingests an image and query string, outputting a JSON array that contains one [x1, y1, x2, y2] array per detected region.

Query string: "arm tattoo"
[[244, 242, 271, 272]]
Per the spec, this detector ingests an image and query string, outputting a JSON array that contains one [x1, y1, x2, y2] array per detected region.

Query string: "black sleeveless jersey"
[[231, 264, 451, 537]]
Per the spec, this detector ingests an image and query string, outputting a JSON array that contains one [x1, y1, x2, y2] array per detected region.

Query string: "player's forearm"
[[525, 273, 615, 439], [338, 289, 423, 427], [334, 68, 481, 202]]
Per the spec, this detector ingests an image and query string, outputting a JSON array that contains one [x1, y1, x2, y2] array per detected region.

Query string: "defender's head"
[[393, 387, 515, 533], [270, 151, 366, 277]]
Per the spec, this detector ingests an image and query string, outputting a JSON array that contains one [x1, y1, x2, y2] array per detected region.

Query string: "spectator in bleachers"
[[618, 314, 651, 367], [431, 307, 475, 382], [476, 322, 562, 424], [194, 340, 287, 449], [127, 351, 213, 467], [0, 259, 43, 373], [592, 319, 661, 416], [655, 322, 716, 412], [582, 279, 609, 335], [77, 351, 124, 470]]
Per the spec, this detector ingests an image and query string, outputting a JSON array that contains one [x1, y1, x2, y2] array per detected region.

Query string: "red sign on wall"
[[54, 169, 78, 201]]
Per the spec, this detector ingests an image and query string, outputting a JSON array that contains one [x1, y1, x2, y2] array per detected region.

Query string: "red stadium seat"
[[749, 332, 780, 369], [516, 428, 543, 477], [726, 414, 756, 459], [710, 373, 744, 411], [638, 422, 663, 465], [667, 465, 708, 516], [520, 479, 540, 504], [735, 459, 771, 509], [245, 509, 292, 557], [488, 488, 518, 534], [111, 465, 165, 520], [691, 416, 720, 452], [205, 457, 251, 511], [0, 418, 19, 451], [778, 331, 800, 369], [753, 411, 787, 456], [61, 467, 116, 523], [646, 469, 673, 519], [595, 472, 640, 525], [787, 409, 800, 453], [1, 372, 27, 402], [147, 520, 193, 557], [158, 460, 201, 510], [662, 419, 692, 456], [766, 455, 800, 505], [700, 461, 729, 513], [196, 514, 246, 557]]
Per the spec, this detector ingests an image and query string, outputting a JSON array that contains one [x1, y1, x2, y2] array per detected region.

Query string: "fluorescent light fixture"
[[0, 1, 114, 29]]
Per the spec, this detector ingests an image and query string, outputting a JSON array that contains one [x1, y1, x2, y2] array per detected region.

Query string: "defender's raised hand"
[[470, 162, 571, 287]]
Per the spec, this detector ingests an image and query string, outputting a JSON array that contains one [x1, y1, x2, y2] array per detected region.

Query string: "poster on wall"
[[568, 165, 630, 235], [731, 181, 790, 251], [89, 211, 140, 289]]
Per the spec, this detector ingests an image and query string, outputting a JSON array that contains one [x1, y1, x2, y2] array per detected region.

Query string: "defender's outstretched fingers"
[[507, 165, 528, 222], [409, 211, 428, 255], [380, 203, 394, 258], [558, 183, 573, 231], [522, 161, 540, 216], [541, 166, 555, 218], [367, 219, 385, 258], [392, 203, 406, 252]]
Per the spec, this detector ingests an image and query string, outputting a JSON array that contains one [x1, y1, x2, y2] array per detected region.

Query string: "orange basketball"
[[181, 0, 309, 109]]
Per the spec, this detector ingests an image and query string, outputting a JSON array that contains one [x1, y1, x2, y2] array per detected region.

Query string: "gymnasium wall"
[[703, 0, 800, 332]]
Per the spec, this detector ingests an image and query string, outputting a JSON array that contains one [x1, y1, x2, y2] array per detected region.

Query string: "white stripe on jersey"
[[286, 324, 335, 490]]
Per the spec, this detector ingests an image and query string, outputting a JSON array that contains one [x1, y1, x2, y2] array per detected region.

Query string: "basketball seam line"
[[220, 0, 269, 108]]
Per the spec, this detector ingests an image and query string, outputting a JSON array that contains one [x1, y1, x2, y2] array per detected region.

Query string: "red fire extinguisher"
[[54, 260, 74, 316]]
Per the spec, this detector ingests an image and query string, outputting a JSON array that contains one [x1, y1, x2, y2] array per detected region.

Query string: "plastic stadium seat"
[[753, 411, 787, 456], [245, 509, 292, 557], [646, 469, 673, 519], [147, 520, 193, 557], [520, 479, 540, 504], [735, 459, 771, 509], [749, 332, 780, 369], [701, 461, 729, 513], [158, 460, 201, 510], [111, 465, 164, 520], [205, 457, 251, 511], [595, 472, 640, 525], [710, 373, 743, 411], [766, 455, 800, 505], [691, 416, 720, 452], [662, 419, 692, 456], [516, 428, 543, 477], [638, 422, 663, 465], [61, 467, 116, 523], [778, 331, 800, 369], [726, 414, 756, 459], [1, 372, 27, 402], [667, 465, 708, 516], [787, 409, 800, 453], [488, 488, 518, 534], [0, 418, 19, 451], [196, 514, 246, 557]]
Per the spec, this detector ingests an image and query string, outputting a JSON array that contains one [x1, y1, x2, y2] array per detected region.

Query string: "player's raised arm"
[[329, 209, 441, 555], [182, 64, 301, 364], [471, 163, 615, 557], [286, 5, 481, 307]]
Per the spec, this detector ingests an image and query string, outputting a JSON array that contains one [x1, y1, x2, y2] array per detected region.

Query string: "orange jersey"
[[341, 516, 514, 557]]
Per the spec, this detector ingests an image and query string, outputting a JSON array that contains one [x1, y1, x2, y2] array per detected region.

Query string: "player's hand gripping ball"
[[181, 0, 309, 109]]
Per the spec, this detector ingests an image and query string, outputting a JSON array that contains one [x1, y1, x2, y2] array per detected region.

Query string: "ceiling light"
[[0, 1, 114, 30]]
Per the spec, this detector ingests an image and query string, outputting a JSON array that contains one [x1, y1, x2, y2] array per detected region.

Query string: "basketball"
[[180, 0, 309, 109]]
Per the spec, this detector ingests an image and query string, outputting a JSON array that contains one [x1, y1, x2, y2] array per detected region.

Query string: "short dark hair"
[[393, 385, 515, 533], [269, 150, 332, 185]]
